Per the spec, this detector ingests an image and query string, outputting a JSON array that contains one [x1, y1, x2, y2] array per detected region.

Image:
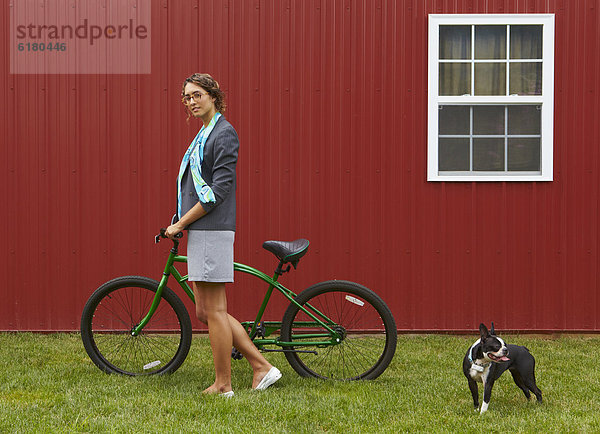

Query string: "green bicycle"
[[80, 231, 397, 380]]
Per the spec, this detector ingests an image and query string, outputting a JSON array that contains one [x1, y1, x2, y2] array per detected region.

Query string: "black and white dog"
[[463, 323, 542, 414]]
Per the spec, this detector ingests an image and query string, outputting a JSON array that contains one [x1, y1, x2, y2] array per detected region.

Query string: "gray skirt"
[[187, 230, 235, 283]]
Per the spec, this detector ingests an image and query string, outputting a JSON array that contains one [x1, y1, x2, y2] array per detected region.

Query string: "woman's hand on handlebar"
[[165, 223, 184, 239]]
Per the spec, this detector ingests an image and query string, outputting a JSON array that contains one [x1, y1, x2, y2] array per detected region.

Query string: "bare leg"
[[193, 282, 274, 390], [194, 282, 233, 394], [227, 318, 275, 388]]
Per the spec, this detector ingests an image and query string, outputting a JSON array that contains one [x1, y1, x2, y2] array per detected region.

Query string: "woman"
[[165, 73, 281, 396]]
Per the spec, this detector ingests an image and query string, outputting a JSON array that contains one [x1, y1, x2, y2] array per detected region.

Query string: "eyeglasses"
[[181, 91, 208, 106]]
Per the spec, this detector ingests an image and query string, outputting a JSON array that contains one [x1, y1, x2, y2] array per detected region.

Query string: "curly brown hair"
[[181, 73, 227, 114]]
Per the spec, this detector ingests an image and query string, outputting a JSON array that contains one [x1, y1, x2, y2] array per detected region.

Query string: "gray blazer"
[[180, 116, 239, 231]]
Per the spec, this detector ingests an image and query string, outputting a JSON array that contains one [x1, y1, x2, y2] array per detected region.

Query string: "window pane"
[[439, 138, 470, 171], [508, 138, 540, 171], [473, 106, 504, 135], [510, 25, 542, 59], [475, 25, 506, 59], [473, 138, 504, 171], [474, 63, 506, 95], [508, 105, 541, 135], [440, 26, 471, 59], [440, 63, 471, 95], [509, 62, 542, 95], [439, 105, 470, 135]]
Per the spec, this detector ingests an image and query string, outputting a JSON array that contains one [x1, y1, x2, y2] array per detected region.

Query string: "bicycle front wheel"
[[80, 276, 192, 375], [280, 280, 397, 380]]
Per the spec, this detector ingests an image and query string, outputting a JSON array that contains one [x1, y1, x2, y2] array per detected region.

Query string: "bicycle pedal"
[[231, 347, 243, 360]]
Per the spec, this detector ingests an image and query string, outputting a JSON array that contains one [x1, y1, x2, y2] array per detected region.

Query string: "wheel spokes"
[[91, 286, 182, 374]]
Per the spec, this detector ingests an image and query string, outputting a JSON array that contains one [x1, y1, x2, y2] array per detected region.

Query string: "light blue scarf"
[[177, 112, 222, 219]]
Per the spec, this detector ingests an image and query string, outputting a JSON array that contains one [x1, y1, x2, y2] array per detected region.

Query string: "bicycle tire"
[[80, 276, 192, 375], [280, 280, 397, 380]]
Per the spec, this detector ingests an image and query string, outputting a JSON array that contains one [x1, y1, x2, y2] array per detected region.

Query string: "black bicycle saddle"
[[262, 239, 310, 265]]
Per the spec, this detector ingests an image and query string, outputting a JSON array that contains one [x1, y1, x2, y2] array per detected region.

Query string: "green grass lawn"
[[1, 333, 599, 433]]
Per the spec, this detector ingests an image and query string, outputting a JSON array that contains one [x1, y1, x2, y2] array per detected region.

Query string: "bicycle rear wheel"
[[80, 276, 192, 375], [280, 280, 397, 380]]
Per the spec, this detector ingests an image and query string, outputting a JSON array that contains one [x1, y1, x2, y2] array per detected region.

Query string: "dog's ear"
[[479, 323, 489, 339], [490, 322, 495, 335]]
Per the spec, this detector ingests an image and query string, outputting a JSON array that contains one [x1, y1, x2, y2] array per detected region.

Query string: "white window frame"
[[428, 14, 555, 182]]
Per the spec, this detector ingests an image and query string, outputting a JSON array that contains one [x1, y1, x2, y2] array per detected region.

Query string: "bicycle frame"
[[131, 243, 343, 350]]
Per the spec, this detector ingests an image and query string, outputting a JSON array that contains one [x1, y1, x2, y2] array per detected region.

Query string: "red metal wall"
[[2, 0, 600, 332]]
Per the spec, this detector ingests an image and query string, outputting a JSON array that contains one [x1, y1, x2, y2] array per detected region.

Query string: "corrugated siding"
[[2, 0, 600, 331]]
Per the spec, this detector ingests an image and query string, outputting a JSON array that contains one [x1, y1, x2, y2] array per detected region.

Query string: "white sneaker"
[[255, 367, 282, 391]]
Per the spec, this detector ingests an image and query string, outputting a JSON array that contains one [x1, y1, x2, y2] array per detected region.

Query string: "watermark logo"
[[10, 0, 151, 74]]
